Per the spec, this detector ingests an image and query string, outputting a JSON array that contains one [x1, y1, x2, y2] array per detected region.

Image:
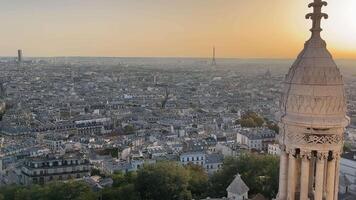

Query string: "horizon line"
[[1, 55, 356, 61]]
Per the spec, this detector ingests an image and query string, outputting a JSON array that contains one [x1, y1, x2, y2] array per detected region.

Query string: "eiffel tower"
[[211, 46, 217, 66]]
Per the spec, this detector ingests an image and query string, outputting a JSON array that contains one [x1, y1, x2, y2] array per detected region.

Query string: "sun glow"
[[324, 0, 356, 53]]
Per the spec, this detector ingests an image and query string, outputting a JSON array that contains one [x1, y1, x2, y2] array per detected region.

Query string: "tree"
[[267, 122, 279, 134], [111, 171, 137, 187], [0, 185, 18, 200], [0, 181, 97, 200], [186, 164, 210, 199], [101, 184, 140, 200], [344, 142, 352, 152], [40, 181, 97, 200], [135, 162, 192, 200], [238, 118, 257, 127], [209, 153, 279, 199], [237, 111, 265, 128], [124, 125, 135, 135]]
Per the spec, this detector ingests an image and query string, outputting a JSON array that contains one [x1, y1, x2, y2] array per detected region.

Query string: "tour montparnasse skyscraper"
[[276, 0, 349, 200]]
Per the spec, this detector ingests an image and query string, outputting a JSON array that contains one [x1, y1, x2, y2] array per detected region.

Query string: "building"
[[75, 118, 112, 135], [236, 128, 276, 152], [339, 152, 356, 196], [21, 153, 91, 185], [276, 1, 349, 200], [204, 153, 223, 174], [268, 143, 281, 156], [180, 151, 205, 166]]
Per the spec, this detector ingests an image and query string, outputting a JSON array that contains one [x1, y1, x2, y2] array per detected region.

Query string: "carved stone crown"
[[277, 1, 349, 128]]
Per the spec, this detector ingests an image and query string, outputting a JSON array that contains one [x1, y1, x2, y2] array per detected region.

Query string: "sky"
[[0, 0, 355, 58]]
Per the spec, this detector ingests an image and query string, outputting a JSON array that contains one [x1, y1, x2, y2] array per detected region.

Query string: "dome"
[[278, 35, 349, 128]]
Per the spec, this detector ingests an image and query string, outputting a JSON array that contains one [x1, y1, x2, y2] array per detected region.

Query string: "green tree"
[[111, 171, 137, 187], [186, 164, 210, 199], [101, 184, 140, 200], [238, 118, 257, 127], [344, 142, 352, 152], [267, 122, 279, 134], [124, 125, 135, 135], [237, 111, 265, 128], [135, 162, 192, 200], [42, 181, 97, 200], [209, 153, 279, 199], [0, 181, 97, 200], [0, 185, 18, 200]]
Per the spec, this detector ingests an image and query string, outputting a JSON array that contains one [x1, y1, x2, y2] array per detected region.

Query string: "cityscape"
[[0, 0, 356, 200]]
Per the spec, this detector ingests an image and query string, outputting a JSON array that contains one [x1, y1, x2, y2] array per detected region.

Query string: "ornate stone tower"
[[276, 1, 349, 200]]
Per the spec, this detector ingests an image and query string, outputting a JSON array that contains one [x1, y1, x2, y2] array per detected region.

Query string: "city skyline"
[[0, 0, 355, 58]]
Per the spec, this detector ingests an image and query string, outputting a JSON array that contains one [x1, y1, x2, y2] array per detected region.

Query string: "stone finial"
[[305, 0, 328, 36]]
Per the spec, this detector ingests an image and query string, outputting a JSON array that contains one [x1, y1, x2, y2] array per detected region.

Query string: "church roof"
[[226, 174, 249, 195]]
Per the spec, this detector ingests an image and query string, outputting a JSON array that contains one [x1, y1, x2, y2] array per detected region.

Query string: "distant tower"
[[17, 49, 23, 63], [211, 46, 217, 66], [276, 1, 349, 200], [153, 74, 158, 84]]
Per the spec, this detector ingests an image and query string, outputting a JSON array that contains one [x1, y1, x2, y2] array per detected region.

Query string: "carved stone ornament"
[[286, 132, 342, 145], [317, 151, 328, 160], [300, 150, 312, 160]]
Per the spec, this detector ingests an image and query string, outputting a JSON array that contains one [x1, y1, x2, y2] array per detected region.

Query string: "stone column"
[[287, 149, 297, 200], [326, 153, 336, 200], [315, 152, 327, 200], [308, 156, 315, 194], [300, 150, 311, 200], [334, 153, 341, 200], [278, 147, 288, 200]]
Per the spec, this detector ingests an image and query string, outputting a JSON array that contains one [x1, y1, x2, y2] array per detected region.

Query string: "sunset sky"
[[0, 0, 355, 58]]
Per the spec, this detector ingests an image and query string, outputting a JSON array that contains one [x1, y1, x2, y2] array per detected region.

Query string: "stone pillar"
[[315, 152, 327, 200], [278, 147, 288, 200], [287, 149, 297, 200], [326, 153, 336, 200], [300, 150, 311, 200], [308, 156, 315, 194], [334, 153, 341, 200]]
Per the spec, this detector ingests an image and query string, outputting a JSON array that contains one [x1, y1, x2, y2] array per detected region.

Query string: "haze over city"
[[1, 1, 356, 200], [0, 0, 355, 58]]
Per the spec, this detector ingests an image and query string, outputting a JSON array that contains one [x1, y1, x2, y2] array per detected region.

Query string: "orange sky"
[[0, 0, 355, 58]]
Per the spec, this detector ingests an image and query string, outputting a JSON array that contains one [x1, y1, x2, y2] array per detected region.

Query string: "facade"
[[21, 153, 91, 185], [180, 151, 205, 166], [339, 152, 356, 195], [204, 153, 223, 174], [268, 143, 281, 156], [75, 118, 112, 135], [236, 128, 276, 151], [276, 1, 349, 200]]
